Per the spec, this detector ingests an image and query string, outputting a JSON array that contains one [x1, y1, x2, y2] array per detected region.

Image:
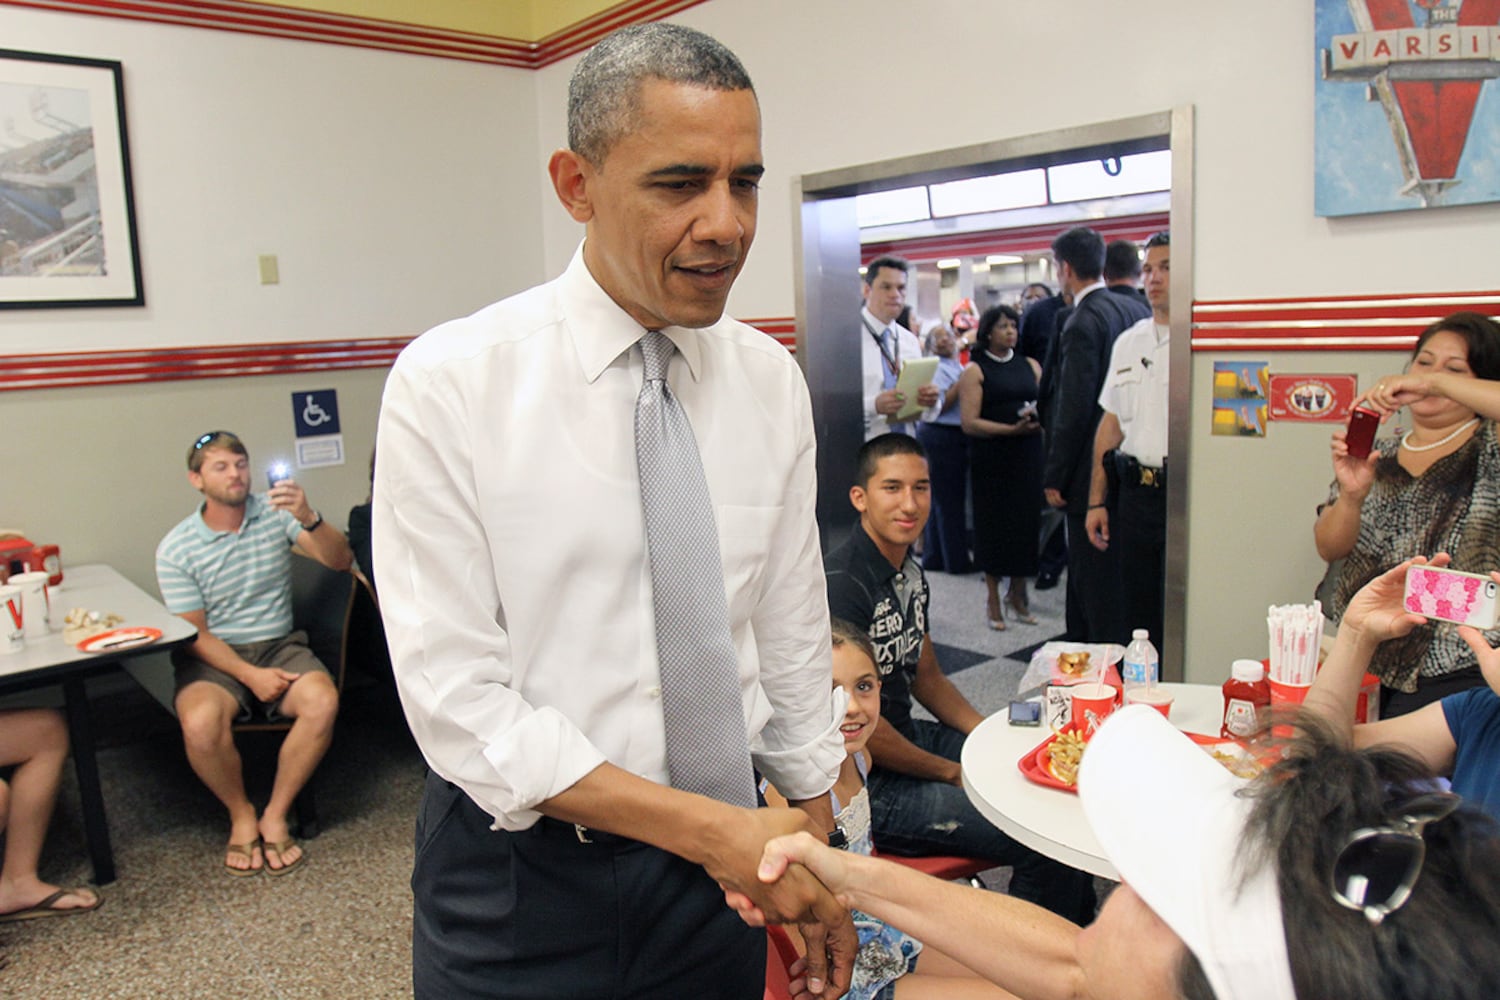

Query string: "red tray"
[[1018, 727, 1226, 793]]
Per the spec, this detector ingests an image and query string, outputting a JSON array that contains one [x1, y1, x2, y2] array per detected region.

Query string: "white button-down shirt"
[[374, 246, 843, 830], [1098, 316, 1171, 467], [860, 306, 924, 439]]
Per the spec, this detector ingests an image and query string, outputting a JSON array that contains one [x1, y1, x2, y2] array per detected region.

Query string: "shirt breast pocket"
[[716, 504, 782, 622], [1109, 367, 1144, 420]]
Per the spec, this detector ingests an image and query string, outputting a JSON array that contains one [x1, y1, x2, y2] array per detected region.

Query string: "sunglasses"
[[193, 431, 238, 450], [1330, 791, 1460, 926]]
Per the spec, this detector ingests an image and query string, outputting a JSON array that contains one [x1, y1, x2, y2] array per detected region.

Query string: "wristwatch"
[[301, 511, 325, 532]]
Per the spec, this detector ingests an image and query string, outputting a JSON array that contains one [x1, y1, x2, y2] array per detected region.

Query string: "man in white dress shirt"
[[1087, 231, 1172, 651], [861, 256, 939, 439], [373, 23, 853, 1000]]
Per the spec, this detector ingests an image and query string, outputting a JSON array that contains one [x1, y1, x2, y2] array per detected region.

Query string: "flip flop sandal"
[[0, 888, 102, 922], [225, 840, 263, 878], [263, 838, 306, 877]]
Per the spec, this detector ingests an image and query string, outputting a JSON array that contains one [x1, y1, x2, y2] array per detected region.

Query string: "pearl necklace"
[[984, 349, 1014, 363], [1400, 417, 1479, 453]]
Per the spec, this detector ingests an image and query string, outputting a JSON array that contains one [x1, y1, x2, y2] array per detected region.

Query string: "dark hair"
[[895, 305, 914, 332], [863, 256, 909, 284], [1050, 227, 1105, 282], [830, 618, 877, 671], [1145, 230, 1170, 251], [187, 430, 246, 472], [1023, 282, 1054, 299], [1104, 239, 1142, 283], [855, 432, 926, 486], [567, 23, 753, 166], [1411, 311, 1500, 382], [1237, 715, 1500, 1000], [973, 304, 1020, 354]]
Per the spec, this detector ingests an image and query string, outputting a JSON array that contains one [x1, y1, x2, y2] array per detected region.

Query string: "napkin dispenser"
[[0, 537, 62, 586]]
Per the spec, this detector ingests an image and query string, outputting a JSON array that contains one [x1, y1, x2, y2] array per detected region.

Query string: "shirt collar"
[[1074, 279, 1106, 304], [849, 521, 914, 584], [193, 492, 266, 540], [561, 243, 706, 385]]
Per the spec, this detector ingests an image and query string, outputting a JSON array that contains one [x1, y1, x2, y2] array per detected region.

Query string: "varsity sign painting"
[[1317, 0, 1500, 216]]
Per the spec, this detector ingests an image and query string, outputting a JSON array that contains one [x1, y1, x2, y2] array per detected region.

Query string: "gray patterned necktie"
[[635, 331, 756, 808]]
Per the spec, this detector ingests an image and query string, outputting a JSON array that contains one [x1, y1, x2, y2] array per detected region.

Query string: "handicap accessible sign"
[[292, 389, 344, 468]]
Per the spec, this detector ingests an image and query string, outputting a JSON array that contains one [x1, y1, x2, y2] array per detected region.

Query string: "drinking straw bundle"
[[1268, 601, 1323, 685]]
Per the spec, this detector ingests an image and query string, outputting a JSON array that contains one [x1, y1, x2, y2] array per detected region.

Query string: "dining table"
[[0, 564, 196, 884], [960, 682, 1226, 879]]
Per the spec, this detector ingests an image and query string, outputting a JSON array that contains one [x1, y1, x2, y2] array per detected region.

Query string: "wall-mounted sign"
[[292, 389, 344, 469], [1267, 374, 1359, 422]]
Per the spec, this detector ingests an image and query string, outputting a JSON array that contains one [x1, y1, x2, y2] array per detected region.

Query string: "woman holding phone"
[[1315, 311, 1500, 716]]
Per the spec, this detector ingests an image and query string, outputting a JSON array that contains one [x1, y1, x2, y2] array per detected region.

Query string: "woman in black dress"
[[959, 305, 1044, 630]]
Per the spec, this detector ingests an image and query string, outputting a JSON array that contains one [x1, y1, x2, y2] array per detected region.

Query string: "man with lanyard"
[[862, 256, 938, 439], [373, 24, 854, 1000], [1086, 230, 1171, 651]]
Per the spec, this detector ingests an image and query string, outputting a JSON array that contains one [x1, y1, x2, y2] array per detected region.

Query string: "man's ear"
[[187, 469, 204, 493], [849, 484, 867, 514], [548, 148, 595, 224]]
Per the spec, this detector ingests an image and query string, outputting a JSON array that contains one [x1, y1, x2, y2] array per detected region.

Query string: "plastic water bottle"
[[1122, 629, 1159, 697]]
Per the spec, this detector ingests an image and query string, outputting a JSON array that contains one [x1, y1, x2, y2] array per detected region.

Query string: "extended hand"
[[874, 388, 905, 417], [1457, 583, 1500, 695], [703, 809, 854, 998], [915, 384, 941, 408], [1329, 427, 1378, 499], [1044, 488, 1066, 509], [1362, 373, 1438, 415], [1343, 554, 1446, 641], [267, 479, 314, 523]]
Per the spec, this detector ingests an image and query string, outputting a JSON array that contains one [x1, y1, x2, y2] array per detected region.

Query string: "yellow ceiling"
[[250, 0, 623, 40]]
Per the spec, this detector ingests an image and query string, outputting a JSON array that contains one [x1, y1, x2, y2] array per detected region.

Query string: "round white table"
[[960, 683, 1224, 879]]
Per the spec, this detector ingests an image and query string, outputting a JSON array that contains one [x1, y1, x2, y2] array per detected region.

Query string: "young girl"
[[816, 620, 1014, 1000]]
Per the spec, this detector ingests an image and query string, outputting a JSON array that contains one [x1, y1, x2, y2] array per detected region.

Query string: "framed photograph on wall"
[[0, 48, 144, 309], [1315, 0, 1500, 217]]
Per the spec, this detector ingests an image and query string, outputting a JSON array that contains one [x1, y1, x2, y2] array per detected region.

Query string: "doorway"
[[792, 108, 1194, 677]]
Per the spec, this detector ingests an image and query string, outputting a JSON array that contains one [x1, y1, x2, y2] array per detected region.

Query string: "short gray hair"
[[567, 23, 755, 165]]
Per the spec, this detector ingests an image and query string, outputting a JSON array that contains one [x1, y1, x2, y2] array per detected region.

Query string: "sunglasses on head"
[[1330, 791, 1460, 926], [193, 431, 236, 450]]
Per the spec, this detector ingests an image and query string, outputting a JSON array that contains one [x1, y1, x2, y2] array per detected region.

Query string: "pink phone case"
[[1403, 565, 1500, 629]]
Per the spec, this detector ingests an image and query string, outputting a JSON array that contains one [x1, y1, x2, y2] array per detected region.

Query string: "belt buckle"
[[1140, 466, 1161, 487]]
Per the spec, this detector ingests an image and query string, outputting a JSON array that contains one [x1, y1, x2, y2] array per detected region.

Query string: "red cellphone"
[[1345, 406, 1380, 460]]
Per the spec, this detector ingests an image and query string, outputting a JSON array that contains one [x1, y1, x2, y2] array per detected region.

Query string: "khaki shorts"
[[172, 630, 330, 723]]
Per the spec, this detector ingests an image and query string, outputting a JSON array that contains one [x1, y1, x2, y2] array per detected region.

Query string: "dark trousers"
[[1116, 480, 1166, 653], [412, 772, 763, 999], [1064, 511, 1126, 645], [868, 720, 1096, 925], [918, 423, 972, 574]]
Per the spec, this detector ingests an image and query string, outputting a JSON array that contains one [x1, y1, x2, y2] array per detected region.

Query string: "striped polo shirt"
[[156, 493, 303, 644]]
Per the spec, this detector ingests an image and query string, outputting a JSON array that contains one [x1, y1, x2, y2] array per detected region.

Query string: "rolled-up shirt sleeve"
[[374, 355, 605, 831], [746, 365, 844, 802]]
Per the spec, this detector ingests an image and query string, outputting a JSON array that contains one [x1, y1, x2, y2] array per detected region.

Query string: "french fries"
[[1047, 729, 1087, 785]]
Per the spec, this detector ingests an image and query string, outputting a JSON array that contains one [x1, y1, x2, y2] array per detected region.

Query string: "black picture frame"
[[0, 48, 144, 309]]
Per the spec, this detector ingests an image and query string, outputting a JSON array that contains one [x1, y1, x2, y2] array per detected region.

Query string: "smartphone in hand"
[[1404, 564, 1500, 629], [1345, 406, 1380, 460], [267, 463, 290, 489]]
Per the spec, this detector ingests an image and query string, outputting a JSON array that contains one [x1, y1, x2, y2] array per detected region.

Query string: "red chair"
[[873, 849, 991, 888], [764, 924, 801, 1000]]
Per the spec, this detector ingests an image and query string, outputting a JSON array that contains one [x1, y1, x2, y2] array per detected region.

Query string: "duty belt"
[[1114, 452, 1166, 488]]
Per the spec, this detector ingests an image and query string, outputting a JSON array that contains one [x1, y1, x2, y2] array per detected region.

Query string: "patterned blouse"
[[1326, 420, 1500, 693], [833, 753, 923, 1000]]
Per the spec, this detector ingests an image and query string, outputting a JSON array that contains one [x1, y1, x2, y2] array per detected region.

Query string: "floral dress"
[[834, 753, 923, 1000]]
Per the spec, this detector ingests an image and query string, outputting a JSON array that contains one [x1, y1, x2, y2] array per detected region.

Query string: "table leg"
[[62, 676, 115, 885]]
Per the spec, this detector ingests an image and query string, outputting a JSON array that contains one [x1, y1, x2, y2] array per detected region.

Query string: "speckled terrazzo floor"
[[1, 565, 1076, 998]]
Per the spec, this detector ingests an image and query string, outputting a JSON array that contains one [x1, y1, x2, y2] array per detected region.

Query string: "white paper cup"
[[9, 572, 50, 639], [0, 584, 25, 653]]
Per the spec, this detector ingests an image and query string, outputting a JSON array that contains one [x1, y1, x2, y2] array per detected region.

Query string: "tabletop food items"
[[62, 607, 125, 645], [1221, 659, 1270, 739]]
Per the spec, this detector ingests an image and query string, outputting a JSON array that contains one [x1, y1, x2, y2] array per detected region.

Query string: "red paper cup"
[[1125, 687, 1174, 718], [1268, 679, 1311, 737], [1069, 682, 1117, 737]]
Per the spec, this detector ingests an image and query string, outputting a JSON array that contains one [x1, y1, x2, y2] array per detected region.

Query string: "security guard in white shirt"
[[1086, 231, 1171, 651]]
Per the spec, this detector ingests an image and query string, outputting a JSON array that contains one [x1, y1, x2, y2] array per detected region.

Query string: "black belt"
[[1114, 452, 1166, 488]]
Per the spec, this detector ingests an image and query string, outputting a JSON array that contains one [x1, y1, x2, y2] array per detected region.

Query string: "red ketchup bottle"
[[1222, 658, 1270, 740]]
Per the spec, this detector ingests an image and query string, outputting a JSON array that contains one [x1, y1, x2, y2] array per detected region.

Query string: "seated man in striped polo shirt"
[[156, 430, 353, 877]]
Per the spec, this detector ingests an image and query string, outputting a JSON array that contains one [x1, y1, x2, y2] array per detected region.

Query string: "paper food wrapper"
[[1018, 641, 1125, 694]]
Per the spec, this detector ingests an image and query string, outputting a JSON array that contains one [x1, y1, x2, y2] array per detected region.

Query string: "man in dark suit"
[[1104, 238, 1148, 304], [1019, 287, 1069, 590], [1040, 227, 1150, 643]]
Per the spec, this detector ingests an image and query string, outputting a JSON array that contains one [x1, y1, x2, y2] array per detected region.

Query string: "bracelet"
[[301, 511, 325, 532], [827, 826, 849, 850], [1088, 503, 1106, 510]]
